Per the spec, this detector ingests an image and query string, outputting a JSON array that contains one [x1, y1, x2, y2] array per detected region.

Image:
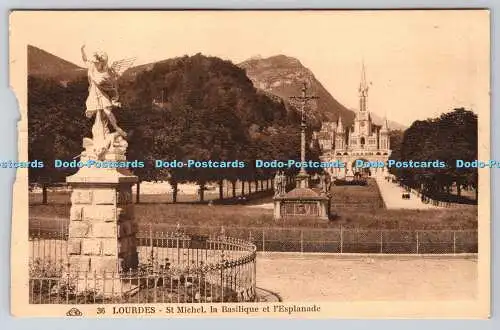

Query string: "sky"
[[11, 10, 490, 126]]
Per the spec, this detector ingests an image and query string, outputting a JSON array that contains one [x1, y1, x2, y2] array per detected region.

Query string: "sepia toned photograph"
[[9, 10, 490, 318]]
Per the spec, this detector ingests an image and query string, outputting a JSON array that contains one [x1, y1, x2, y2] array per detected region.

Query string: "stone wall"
[[67, 182, 138, 274]]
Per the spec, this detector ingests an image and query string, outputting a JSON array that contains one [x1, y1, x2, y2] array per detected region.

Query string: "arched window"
[[360, 137, 365, 147]]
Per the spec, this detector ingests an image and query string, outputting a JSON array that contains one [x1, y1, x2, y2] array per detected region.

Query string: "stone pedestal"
[[273, 187, 330, 221], [66, 167, 138, 278], [273, 199, 282, 220]]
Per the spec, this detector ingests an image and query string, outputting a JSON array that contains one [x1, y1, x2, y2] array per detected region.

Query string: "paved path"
[[246, 203, 274, 210], [256, 287, 281, 302], [375, 177, 442, 210], [257, 252, 476, 302]]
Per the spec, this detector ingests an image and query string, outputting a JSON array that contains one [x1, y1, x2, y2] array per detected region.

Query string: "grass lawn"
[[330, 179, 385, 207], [29, 193, 477, 231]]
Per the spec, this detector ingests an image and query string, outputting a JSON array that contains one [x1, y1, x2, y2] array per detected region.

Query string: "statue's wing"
[[110, 57, 137, 76]]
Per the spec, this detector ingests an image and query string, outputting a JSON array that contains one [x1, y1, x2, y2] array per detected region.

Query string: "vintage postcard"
[[9, 10, 490, 318]]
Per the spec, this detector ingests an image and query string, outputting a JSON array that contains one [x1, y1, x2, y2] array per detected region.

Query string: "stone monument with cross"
[[290, 82, 319, 189], [273, 82, 331, 221]]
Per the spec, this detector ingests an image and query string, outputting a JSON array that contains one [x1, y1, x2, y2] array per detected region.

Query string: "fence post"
[[220, 249, 225, 303], [453, 231, 456, 255], [416, 231, 419, 254], [300, 230, 303, 253], [380, 230, 383, 253], [262, 228, 265, 252], [340, 225, 343, 254], [136, 181, 140, 204]]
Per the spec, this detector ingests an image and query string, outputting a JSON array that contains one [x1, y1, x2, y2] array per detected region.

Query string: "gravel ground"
[[256, 252, 477, 301]]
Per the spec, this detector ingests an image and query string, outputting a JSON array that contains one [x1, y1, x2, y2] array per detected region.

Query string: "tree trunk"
[[199, 184, 205, 202], [136, 182, 140, 204], [219, 179, 224, 200], [248, 181, 252, 194], [260, 180, 264, 191], [172, 181, 178, 204], [241, 181, 245, 195], [457, 184, 462, 197], [42, 184, 48, 205]]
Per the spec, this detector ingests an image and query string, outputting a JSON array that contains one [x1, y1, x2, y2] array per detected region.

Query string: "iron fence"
[[29, 228, 257, 304], [240, 227, 477, 254], [29, 221, 478, 255], [131, 225, 477, 254]]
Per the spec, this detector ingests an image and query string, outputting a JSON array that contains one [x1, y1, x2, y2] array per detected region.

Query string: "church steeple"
[[381, 116, 389, 133], [358, 61, 369, 112], [379, 115, 389, 150], [334, 116, 345, 150], [336, 116, 344, 133]]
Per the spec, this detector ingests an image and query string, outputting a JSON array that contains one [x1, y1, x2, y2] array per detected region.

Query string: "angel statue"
[[274, 170, 286, 197], [273, 171, 281, 197], [279, 171, 287, 195], [80, 45, 135, 160]]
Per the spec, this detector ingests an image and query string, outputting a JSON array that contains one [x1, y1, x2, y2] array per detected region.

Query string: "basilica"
[[314, 65, 392, 179]]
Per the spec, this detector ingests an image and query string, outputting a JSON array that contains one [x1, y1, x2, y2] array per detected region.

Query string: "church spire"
[[358, 61, 369, 112], [381, 116, 389, 133], [336, 116, 344, 133], [359, 61, 368, 92]]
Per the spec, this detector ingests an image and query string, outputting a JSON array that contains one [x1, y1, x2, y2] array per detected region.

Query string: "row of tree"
[[28, 54, 322, 202], [389, 108, 478, 202]]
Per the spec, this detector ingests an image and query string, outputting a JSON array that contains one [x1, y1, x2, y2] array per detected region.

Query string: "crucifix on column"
[[290, 82, 319, 188]]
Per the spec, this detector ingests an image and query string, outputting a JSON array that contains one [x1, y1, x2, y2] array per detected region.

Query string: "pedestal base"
[[273, 187, 331, 221], [66, 167, 139, 294]]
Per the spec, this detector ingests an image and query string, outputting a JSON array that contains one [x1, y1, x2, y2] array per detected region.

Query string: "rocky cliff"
[[238, 55, 356, 127]]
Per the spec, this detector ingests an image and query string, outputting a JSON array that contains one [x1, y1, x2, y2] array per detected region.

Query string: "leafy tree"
[[391, 108, 477, 202]]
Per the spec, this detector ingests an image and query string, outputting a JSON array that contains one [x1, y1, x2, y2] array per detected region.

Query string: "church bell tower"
[[357, 62, 370, 137]]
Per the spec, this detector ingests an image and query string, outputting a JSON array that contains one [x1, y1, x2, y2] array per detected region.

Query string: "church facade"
[[315, 65, 392, 179]]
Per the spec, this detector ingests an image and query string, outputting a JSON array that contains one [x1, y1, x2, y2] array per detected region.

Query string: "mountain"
[[369, 112, 407, 131], [26, 46, 407, 131], [28, 45, 86, 82], [238, 55, 356, 127], [121, 61, 164, 82], [119, 53, 297, 129]]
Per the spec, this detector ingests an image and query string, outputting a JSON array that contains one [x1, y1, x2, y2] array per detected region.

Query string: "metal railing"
[[29, 222, 478, 255], [237, 227, 476, 254], [137, 225, 477, 254], [29, 228, 257, 304]]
